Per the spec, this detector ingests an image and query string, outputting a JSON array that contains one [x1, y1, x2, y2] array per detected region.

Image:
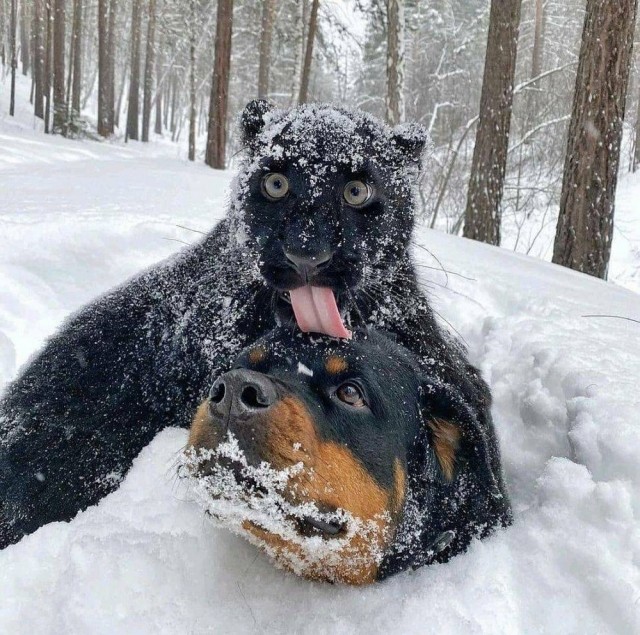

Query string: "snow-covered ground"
[[2, 81, 640, 634]]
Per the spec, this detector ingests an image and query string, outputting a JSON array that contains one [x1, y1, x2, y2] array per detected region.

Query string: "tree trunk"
[[634, 86, 640, 172], [52, 0, 66, 134], [463, 0, 523, 246], [634, 74, 640, 172], [188, 0, 196, 161], [19, 0, 29, 75], [531, 0, 545, 82], [298, 0, 319, 104], [170, 71, 178, 133], [386, 0, 405, 125], [205, 0, 233, 169], [552, 0, 638, 279], [188, 41, 196, 161], [115, 51, 129, 128], [198, 92, 206, 136], [154, 39, 163, 134], [126, 0, 142, 141], [97, 0, 111, 136], [107, 0, 117, 131], [526, 0, 545, 123], [65, 10, 74, 124], [142, 0, 156, 142], [163, 73, 170, 130], [9, 0, 17, 116], [33, 0, 45, 119], [71, 0, 82, 117], [290, 0, 306, 106], [257, 0, 276, 99], [44, 1, 53, 132]]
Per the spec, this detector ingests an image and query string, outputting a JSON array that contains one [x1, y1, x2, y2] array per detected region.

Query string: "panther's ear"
[[420, 380, 503, 499], [392, 123, 430, 166], [241, 99, 276, 146]]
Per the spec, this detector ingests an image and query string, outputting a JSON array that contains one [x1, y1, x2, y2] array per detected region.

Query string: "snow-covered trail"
[[1, 122, 640, 634], [0, 124, 229, 378]]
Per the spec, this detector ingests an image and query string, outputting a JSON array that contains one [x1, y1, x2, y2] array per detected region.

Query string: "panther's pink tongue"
[[289, 286, 352, 339]]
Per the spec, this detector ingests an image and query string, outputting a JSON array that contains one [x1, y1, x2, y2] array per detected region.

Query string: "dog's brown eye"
[[336, 382, 366, 408], [262, 173, 289, 200], [343, 180, 372, 207]]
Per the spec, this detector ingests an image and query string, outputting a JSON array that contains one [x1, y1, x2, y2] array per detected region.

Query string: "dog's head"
[[184, 328, 510, 584]]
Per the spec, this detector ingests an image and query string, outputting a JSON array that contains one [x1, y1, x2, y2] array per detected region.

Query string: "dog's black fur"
[[0, 101, 490, 548], [188, 327, 511, 583]]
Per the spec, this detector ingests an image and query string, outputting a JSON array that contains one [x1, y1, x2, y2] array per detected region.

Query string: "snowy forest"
[[1, 0, 639, 279]]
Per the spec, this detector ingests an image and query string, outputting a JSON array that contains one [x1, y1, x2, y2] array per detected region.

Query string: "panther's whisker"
[[408, 240, 451, 286], [411, 261, 476, 282], [344, 284, 366, 330], [175, 224, 208, 236]]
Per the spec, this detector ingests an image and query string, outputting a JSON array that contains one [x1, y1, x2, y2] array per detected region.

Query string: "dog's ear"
[[391, 122, 431, 167], [419, 380, 503, 499], [240, 99, 276, 146]]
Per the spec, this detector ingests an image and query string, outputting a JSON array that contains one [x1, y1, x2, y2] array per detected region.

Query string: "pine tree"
[[298, 0, 319, 104], [97, 0, 114, 137], [70, 0, 83, 119], [19, 0, 30, 75], [9, 0, 17, 116], [142, 0, 157, 142], [463, 0, 523, 246], [386, 0, 405, 125], [258, 0, 276, 99], [33, 0, 45, 119], [205, 0, 234, 169], [126, 0, 142, 141], [552, 0, 638, 279], [52, 0, 67, 134], [188, 0, 197, 160]]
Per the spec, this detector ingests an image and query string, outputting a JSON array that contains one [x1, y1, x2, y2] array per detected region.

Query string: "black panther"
[[184, 327, 511, 585], [0, 100, 490, 548]]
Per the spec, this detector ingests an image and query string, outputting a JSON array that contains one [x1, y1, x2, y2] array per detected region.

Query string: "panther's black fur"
[[0, 101, 490, 548]]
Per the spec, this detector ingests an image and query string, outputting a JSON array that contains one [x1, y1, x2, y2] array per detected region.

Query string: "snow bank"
[[1, 78, 640, 633]]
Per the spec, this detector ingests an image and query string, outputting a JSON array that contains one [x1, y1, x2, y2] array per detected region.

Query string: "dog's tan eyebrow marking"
[[428, 418, 461, 481], [325, 355, 348, 375], [248, 346, 267, 365]]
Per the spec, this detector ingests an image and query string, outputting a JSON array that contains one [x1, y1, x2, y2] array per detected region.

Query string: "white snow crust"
[[1, 81, 640, 634]]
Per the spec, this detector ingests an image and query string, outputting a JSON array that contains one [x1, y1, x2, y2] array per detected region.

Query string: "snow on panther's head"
[[229, 100, 431, 335]]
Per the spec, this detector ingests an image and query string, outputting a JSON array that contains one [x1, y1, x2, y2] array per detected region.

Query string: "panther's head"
[[231, 100, 429, 337]]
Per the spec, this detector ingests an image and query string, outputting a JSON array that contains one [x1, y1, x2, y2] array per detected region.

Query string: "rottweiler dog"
[[184, 327, 512, 585]]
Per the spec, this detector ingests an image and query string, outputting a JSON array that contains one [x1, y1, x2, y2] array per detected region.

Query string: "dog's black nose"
[[284, 250, 333, 281], [209, 369, 278, 418]]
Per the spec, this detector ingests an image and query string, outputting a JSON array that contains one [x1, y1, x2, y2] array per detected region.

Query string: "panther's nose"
[[208, 369, 278, 418], [284, 250, 333, 281]]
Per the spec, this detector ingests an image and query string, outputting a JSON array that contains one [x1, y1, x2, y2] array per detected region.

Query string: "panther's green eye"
[[262, 173, 289, 200], [343, 180, 373, 207]]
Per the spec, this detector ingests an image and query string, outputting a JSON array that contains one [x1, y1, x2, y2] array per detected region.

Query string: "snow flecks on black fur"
[[180, 436, 389, 583], [233, 102, 429, 207]]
